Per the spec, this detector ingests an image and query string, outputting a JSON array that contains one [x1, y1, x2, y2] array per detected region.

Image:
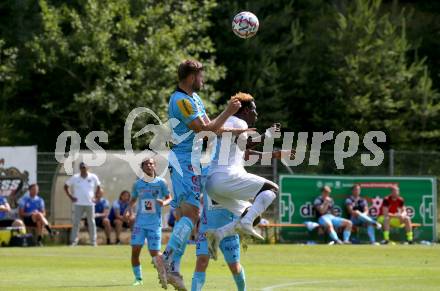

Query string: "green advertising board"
[[279, 175, 437, 242]]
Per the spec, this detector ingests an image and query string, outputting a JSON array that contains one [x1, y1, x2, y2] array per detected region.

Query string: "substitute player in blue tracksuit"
[[124, 158, 172, 287]]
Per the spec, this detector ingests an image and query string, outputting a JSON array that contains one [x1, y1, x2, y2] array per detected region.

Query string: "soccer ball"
[[232, 11, 259, 39]]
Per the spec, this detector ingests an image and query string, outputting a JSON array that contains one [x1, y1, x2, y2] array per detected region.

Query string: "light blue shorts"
[[318, 214, 345, 229], [196, 232, 240, 264], [169, 161, 201, 209], [130, 226, 161, 251]]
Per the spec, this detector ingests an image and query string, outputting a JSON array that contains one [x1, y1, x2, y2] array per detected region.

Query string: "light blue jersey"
[[131, 177, 170, 229], [168, 89, 206, 155], [168, 88, 206, 208], [19, 195, 45, 214]]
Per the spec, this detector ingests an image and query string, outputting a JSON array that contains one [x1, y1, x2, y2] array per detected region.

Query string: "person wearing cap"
[[313, 186, 352, 244], [64, 162, 101, 246]]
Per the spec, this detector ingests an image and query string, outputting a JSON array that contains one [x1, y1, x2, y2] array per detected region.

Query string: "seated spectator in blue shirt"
[[18, 184, 54, 246], [94, 188, 112, 245], [0, 195, 25, 229], [109, 190, 134, 244]]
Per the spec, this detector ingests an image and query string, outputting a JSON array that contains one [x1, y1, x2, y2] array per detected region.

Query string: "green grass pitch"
[[1, 244, 440, 290]]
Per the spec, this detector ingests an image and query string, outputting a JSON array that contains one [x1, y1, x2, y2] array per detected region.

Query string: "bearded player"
[[154, 60, 243, 290]]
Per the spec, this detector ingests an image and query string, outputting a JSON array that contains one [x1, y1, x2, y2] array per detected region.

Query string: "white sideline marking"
[[261, 277, 424, 291]]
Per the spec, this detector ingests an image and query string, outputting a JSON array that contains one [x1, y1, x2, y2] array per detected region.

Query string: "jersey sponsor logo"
[[151, 186, 161, 198], [141, 199, 156, 214], [177, 99, 194, 118]]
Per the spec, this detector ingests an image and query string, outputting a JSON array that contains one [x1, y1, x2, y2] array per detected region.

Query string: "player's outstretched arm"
[[188, 97, 241, 134], [244, 122, 282, 149]]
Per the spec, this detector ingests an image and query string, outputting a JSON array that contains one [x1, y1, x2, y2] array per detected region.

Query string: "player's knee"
[[196, 255, 210, 270], [228, 262, 241, 275], [260, 182, 279, 194]]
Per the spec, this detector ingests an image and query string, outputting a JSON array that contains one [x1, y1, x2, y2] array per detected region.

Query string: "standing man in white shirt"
[[64, 162, 101, 246]]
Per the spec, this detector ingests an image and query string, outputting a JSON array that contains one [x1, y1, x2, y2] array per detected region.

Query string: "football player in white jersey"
[[205, 92, 294, 256]]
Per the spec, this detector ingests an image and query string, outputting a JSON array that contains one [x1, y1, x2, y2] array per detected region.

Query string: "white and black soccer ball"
[[232, 11, 259, 39]]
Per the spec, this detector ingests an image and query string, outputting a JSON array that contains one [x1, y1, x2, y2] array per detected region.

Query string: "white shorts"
[[206, 170, 268, 216]]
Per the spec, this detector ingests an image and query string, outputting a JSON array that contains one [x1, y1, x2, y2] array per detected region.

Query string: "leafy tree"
[[0, 0, 223, 150]]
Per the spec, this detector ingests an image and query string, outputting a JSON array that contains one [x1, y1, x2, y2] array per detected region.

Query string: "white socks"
[[241, 190, 276, 225]]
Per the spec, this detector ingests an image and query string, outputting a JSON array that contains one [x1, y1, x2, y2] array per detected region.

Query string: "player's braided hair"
[[231, 92, 254, 102], [231, 92, 254, 114]]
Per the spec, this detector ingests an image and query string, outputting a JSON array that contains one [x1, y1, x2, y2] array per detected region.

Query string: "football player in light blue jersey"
[[191, 167, 246, 291], [158, 59, 243, 290], [124, 158, 172, 287]]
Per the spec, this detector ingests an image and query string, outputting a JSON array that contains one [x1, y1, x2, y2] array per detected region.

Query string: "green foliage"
[[0, 0, 438, 151], [0, 0, 223, 149], [0, 39, 20, 145], [210, 0, 438, 149]]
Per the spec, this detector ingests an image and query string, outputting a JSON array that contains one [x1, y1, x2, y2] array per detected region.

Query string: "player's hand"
[[272, 149, 295, 160], [265, 123, 281, 139], [123, 210, 131, 221], [225, 97, 241, 115], [70, 195, 77, 202], [156, 199, 165, 206]]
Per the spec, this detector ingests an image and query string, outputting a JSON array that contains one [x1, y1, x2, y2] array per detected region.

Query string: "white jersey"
[[65, 173, 101, 206], [208, 116, 248, 175]]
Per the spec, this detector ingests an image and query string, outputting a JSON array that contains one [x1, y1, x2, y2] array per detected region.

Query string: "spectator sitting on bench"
[[94, 188, 112, 245], [345, 184, 381, 245], [377, 186, 414, 244], [0, 194, 25, 230], [109, 190, 134, 244], [314, 186, 352, 244], [18, 184, 54, 246]]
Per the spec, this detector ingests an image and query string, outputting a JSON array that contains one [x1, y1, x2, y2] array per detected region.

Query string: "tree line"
[[0, 0, 438, 151]]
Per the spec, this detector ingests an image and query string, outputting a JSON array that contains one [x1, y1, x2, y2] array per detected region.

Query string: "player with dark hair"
[[124, 158, 172, 287]]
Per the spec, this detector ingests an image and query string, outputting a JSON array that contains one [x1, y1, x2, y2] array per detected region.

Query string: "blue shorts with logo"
[[196, 232, 240, 264], [131, 225, 161, 251], [318, 214, 345, 228], [169, 158, 201, 209]]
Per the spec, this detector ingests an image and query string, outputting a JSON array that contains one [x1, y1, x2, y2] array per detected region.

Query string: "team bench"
[[258, 222, 422, 243]]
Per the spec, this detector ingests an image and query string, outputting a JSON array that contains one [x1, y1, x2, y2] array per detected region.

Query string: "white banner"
[[0, 146, 37, 197]]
